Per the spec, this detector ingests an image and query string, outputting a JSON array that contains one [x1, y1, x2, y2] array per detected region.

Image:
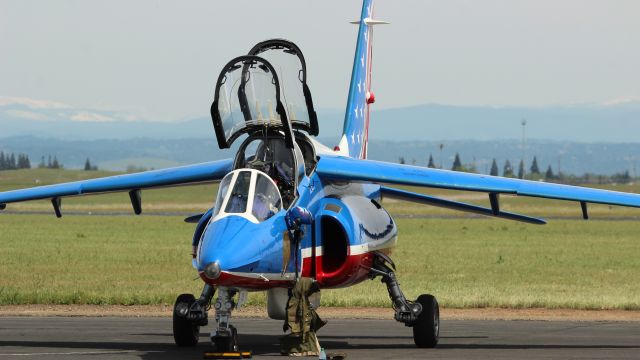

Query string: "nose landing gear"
[[210, 287, 239, 352], [369, 252, 440, 348], [172, 285, 244, 351], [172, 284, 215, 347]]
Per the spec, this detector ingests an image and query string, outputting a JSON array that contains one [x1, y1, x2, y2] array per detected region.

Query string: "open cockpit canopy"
[[248, 39, 318, 136], [211, 40, 318, 149], [211, 55, 294, 149]]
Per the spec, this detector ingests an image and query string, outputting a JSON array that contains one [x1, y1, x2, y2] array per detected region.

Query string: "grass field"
[[1, 169, 640, 309]]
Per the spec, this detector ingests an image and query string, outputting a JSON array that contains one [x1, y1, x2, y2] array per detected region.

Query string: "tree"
[[530, 156, 540, 174], [612, 170, 631, 184], [517, 159, 525, 179], [545, 165, 554, 180], [427, 154, 435, 168], [38, 156, 46, 168], [0, 151, 5, 170], [451, 153, 462, 171], [503, 160, 514, 177], [84, 158, 92, 171], [490, 158, 499, 176], [52, 156, 60, 169], [9, 153, 16, 169], [399, 157, 405, 164], [17, 154, 30, 169], [47, 155, 52, 169]]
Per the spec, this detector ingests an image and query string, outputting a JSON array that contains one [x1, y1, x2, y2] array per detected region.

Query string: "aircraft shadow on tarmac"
[[1, 335, 639, 359]]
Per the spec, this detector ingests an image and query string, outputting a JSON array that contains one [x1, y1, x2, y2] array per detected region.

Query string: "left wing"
[[315, 156, 640, 219], [0, 159, 233, 216]]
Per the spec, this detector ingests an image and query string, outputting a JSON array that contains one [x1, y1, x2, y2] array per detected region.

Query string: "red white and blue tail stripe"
[[337, 0, 387, 159]]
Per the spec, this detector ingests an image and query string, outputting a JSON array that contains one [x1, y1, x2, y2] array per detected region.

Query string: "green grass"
[[1, 214, 639, 309], [321, 219, 640, 310], [1, 169, 640, 309]]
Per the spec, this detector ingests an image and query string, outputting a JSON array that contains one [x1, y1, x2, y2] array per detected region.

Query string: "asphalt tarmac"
[[0, 317, 639, 359]]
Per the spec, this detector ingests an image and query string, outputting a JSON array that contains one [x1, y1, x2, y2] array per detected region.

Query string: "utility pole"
[[521, 118, 527, 179], [557, 156, 562, 177]]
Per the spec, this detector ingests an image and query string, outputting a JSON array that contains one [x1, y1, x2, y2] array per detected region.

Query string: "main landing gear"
[[172, 285, 240, 351], [369, 252, 440, 348]]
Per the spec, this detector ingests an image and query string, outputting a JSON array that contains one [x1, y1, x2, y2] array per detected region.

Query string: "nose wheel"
[[172, 284, 215, 347], [173, 294, 200, 346]]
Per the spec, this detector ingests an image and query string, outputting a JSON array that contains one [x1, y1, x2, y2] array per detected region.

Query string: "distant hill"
[[3, 97, 640, 175], [2, 98, 640, 142], [1, 136, 639, 176]]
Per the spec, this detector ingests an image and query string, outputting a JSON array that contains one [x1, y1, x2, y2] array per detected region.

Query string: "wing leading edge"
[[315, 156, 640, 215], [0, 159, 233, 215]]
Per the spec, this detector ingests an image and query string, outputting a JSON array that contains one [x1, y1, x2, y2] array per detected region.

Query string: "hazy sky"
[[1, 0, 639, 121]]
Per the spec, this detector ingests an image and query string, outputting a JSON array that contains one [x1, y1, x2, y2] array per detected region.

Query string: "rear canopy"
[[248, 39, 319, 136]]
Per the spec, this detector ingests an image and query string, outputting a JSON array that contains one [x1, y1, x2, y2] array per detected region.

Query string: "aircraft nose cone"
[[196, 212, 288, 285]]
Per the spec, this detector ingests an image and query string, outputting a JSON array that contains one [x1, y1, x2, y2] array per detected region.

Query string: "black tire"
[[412, 294, 439, 348], [213, 325, 239, 352], [173, 293, 200, 347]]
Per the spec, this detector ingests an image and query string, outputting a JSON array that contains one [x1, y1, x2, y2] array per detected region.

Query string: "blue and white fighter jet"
[[2, 0, 640, 351]]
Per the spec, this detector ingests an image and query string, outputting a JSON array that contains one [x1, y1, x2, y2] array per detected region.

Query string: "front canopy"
[[211, 55, 294, 149], [212, 169, 283, 223]]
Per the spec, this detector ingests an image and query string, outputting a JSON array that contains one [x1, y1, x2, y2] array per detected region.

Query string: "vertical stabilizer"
[[336, 0, 387, 159]]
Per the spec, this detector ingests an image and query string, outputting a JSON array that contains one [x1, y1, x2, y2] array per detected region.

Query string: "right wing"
[[0, 159, 233, 216], [315, 155, 640, 221]]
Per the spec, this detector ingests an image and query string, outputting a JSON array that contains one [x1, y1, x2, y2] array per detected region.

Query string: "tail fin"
[[337, 0, 387, 159]]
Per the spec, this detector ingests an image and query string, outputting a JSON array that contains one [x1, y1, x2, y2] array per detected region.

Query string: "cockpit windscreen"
[[213, 169, 283, 223]]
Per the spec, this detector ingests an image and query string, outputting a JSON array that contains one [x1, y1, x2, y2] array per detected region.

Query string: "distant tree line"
[[1, 153, 99, 171], [0, 152, 31, 170], [37, 155, 63, 169], [408, 152, 637, 185]]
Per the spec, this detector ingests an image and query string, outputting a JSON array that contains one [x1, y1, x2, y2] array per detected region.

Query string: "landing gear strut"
[[173, 284, 215, 346], [369, 252, 440, 348], [210, 287, 239, 352]]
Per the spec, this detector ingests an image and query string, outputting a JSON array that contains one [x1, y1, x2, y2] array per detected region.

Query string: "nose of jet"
[[197, 215, 265, 277]]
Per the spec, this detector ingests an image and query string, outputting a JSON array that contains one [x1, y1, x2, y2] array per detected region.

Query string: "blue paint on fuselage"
[[196, 167, 393, 278], [198, 211, 293, 275]]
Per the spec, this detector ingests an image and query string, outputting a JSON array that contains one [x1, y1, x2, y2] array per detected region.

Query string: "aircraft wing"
[[0, 159, 233, 216], [315, 156, 640, 216]]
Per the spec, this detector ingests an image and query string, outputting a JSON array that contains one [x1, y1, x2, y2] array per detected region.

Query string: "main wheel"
[[412, 294, 439, 348], [173, 293, 200, 346], [213, 325, 239, 352]]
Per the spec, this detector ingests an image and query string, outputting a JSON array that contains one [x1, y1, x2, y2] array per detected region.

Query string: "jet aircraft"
[[2, 0, 640, 352]]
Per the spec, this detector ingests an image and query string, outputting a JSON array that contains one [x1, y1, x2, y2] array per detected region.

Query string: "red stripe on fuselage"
[[199, 250, 387, 290], [200, 272, 293, 290]]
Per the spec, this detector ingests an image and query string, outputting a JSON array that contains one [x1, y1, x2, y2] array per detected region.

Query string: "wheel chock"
[[203, 351, 252, 359]]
